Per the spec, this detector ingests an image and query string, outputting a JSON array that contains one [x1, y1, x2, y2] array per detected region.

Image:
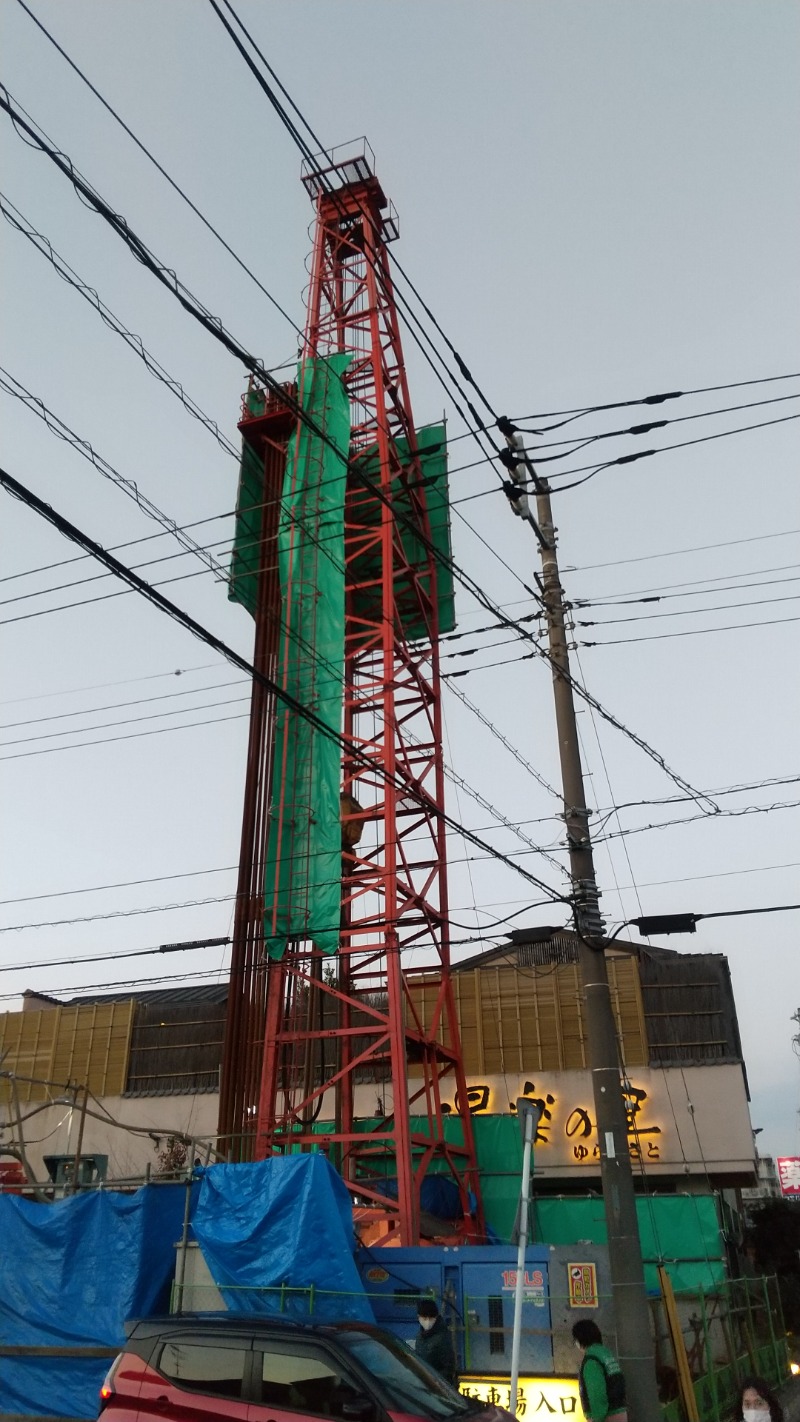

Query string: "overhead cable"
[[211, 0, 499, 419], [0, 463, 567, 904], [0, 365, 232, 584], [0, 663, 220, 707], [0, 192, 239, 458], [0, 86, 713, 811], [571, 526, 800, 574], [511, 371, 800, 431], [548, 411, 800, 493], [575, 563, 800, 606], [0, 678, 247, 731], [526, 390, 800, 455], [578, 591, 800, 627], [12, 0, 303, 336], [581, 612, 800, 647]]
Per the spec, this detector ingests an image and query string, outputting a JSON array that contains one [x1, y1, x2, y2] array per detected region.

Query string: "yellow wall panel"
[[407, 955, 647, 1078], [0, 1000, 135, 1104]]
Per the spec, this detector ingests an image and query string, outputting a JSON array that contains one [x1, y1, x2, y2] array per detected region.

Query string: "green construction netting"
[[228, 433, 265, 618], [299, 1115, 725, 1288], [230, 420, 455, 638], [533, 1194, 726, 1292], [349, 423, 456, 639], [262, 354, 352, 959]]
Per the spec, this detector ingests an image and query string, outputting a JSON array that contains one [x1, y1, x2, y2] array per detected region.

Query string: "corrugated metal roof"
[[53, 982, 230, 1007]]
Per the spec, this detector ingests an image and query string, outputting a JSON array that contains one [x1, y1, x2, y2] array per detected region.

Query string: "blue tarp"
[[192, 1156, 373, 1321], [0, 1183, 188, 1418], [0, 1157, 371, 1418]]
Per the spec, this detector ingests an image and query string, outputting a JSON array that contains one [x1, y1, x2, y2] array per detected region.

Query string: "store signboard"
[[567, 1263, 598, 1309], [460, 1376, 584, 1421], [776, 1157, 800, 1196]]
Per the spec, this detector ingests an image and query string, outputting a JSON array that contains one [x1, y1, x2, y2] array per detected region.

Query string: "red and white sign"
[[776, 1157, 800, 1196]]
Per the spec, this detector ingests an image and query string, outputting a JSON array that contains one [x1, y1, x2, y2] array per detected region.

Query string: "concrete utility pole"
[[498, 422, 661, 1422]]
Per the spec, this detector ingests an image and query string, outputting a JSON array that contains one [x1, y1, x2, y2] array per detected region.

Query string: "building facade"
[[0, 930, 756, 1199]]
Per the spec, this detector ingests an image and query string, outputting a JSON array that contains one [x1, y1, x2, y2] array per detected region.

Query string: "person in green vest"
[[415, 1298, 458, 1386], [572, 1320, 627, 1422]]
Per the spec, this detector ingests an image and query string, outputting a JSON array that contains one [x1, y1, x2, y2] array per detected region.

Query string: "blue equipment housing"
[[357, 1245, 554, 1376]]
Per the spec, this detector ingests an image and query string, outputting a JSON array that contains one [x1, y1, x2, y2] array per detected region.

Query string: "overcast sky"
[[1, 1, 798, 1163]]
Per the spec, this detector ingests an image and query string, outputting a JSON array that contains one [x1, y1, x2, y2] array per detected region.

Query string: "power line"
[[0, 531, 242, 610], [574, 645, 645, 924], [0, 541, 558, 871], [0, 935, 231, 975], [0, 692, 251, 749], [510, 371, 800, 429], [570, 526, 800, 574], [547, 410, 800, 493], [0, 383, 557, 812], [581, 612, 800, 647], [443, 650, 538, 679], [208, 0, 501, 438], [446, 403, 800, 505], [591, 772, 800, 823], [0, 191, 239, 458], [0, 462, 567, 904], [0, 865, 239, 909], [595, 796, 800, 845], [0, 365, 233, 585], [575, 562, 800, 605], [526, 390, 800, 456], [443, 680, 560, 800], [2, 775, 793, 901], [0, 915, 538, 1002], [0, 641, 560, 881], [0, 677, 247, 731], [614, 859, 800, 891], [0, 509, 237, 588], [421, 539, 800, 634], [0, 892, 240, 934], [577, 591, 800, 628], [0, 88, 713, 812], [0, 706, 250, 762], [12, 0, 303, 337], [0, 964, 233, 1003], [0, 662, 222, 707], [0, 887, 561, 942], [0, 559, 224, 628], [693, 902, 800, 923]]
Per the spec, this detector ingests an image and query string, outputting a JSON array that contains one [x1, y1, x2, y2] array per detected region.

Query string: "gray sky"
[[1, 0, 798, 1162]]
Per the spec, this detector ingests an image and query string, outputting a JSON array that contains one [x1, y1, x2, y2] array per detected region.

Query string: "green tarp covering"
[[350, 423, 456, 639], [230, 420, 455, 639], [229, 380, 456, 960], [261, 354, 351, 958], [302, 1114, 725, 1290], [228, 436, 265, 618], [533, 1194, 726, 1292]]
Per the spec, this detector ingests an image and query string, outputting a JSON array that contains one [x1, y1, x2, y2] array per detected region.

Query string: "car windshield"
[[337, 1330, 479, 1421]]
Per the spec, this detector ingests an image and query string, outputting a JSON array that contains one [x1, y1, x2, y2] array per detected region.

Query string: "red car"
[[98, 1315, 515, 1422]]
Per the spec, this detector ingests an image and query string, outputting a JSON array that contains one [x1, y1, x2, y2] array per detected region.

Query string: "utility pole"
[[498, 421, 662, 1422]]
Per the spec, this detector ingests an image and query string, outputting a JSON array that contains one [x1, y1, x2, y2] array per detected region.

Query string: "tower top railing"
[[301, 138, 399, 243]]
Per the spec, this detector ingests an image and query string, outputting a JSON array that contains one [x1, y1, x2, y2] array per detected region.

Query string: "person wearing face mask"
[[415, 1298, 458, 1385], [571, 1320, 627, 1422], [737, 1376, 784, 1422]]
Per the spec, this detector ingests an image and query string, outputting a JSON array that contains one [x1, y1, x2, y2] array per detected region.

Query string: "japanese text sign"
[[460, 1376, 585, 1421], [567, 1263, 599, 1309], [777, 1157, 800, 1196]]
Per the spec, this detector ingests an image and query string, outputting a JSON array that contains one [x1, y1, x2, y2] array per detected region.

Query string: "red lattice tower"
[[230, 142, 482, 1246]]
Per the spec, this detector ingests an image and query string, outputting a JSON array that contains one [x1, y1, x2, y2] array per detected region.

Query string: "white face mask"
[[419, 1317, 436, 1331], [744, 1410, 768, 1422]]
